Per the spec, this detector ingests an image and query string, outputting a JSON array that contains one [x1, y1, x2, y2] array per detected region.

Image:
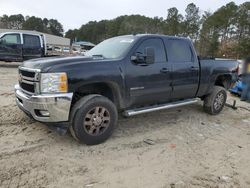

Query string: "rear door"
[[22, 34, 43, 60], [0, 33, 22, 61], [125, 38, 172, 107], [166, 39, 199, 100]]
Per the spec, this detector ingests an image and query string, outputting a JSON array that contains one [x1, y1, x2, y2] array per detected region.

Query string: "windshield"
[[86, 36, 136, 59]]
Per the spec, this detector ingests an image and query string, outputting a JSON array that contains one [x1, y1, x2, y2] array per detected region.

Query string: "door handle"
[[160, 68, 169, 73], [190, 66, 199, 71]]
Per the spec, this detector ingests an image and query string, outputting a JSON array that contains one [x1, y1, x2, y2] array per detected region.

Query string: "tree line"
[[65, 2, 249, 59], [0, 2, 249, 58], [0, 14, 64, 36]]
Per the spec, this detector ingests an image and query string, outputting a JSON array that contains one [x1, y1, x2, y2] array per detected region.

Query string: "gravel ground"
[[0, 66, 250, 188]]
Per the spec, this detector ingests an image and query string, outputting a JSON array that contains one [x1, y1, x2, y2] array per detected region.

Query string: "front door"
[[125, 38, 172, 107], [0, 33, 22, 61]]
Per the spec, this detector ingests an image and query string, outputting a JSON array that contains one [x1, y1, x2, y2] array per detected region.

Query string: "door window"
[[135, 38, 167, 63], [168, 40, 193, 62], [23, 34, 41, 47], [1, 34, 21, 44]]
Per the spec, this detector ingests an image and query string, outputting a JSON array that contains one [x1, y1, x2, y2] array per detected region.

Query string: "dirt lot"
[[0, 66, 250, 188]]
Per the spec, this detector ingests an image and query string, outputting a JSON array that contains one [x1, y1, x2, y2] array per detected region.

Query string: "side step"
[[123, 98, 200, 117]]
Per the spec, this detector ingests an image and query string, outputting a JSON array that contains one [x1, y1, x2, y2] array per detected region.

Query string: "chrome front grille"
[[18, 67, 40, 94]]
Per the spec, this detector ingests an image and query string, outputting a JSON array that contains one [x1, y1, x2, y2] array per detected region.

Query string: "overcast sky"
[[0, 0, 247, 31]]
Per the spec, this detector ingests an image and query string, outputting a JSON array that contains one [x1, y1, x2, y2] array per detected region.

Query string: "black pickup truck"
[[0, 32, 46, 61], [15, 34, 238, 145]]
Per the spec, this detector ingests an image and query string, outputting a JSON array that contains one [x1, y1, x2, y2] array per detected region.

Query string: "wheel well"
[[71, 83, 119, 108], [214, 75, 232, 89]]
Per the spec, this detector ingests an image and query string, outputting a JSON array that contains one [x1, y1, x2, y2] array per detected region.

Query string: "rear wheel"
[[203, 86, 227, 115], [70, 95, 118, 145]]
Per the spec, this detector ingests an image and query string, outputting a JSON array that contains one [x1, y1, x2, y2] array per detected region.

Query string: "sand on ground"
[[0, 66, 250, 188]]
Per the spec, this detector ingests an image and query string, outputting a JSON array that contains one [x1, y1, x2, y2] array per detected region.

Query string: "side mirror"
[[131, 52, 144, 64], [0, 39, 2, 44], [131, 47, 155, 65]]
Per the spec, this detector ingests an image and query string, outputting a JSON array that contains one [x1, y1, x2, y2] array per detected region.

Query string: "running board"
[[123, 98, 200, 117]]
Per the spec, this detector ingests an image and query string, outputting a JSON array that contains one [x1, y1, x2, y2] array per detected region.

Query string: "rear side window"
[[23, 34, 41, 47], [1, 34, 21, 44], [167, 40, 193, 62], [135, 38, 167, 63]]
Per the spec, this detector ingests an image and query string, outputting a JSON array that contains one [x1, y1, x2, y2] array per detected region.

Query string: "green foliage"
[[65, 1, 249, 59], [0, 14, 24, 29], [0, 15, 64, 36], [235, 2, 250, 58], [183, 3, 200, 40], [198, 1, 249, 58], [46, 19, 64, 37], [65, 29, 79, 42], [22, 16, 45, 32], [164, 7, 183, 35], [0, 1, 249, 58], [237, 37, 250, 58], [66, 15, 165, 44]]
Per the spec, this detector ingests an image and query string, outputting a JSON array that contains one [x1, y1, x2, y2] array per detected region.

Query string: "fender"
[[72, 81, 126, 109], [208, 73, 234, 94]]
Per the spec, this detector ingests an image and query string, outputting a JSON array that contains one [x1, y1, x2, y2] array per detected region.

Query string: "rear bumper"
[[15, 84, 73, 123]]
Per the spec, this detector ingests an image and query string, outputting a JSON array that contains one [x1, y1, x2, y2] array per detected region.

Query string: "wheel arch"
[[71, 82, 124, 110], [214, 74, 233, 90]]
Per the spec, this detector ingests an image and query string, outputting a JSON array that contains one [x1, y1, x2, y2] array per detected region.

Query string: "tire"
[[70, 95, 118, 145], [203, 86, 227, 115]]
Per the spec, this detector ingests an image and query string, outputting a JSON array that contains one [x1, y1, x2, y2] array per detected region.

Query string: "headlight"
[[40, 73, 68, 93]]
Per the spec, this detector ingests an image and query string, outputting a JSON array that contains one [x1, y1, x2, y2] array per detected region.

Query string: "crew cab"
[[14, 34, 238, 145], [0, 32, 46, 61]]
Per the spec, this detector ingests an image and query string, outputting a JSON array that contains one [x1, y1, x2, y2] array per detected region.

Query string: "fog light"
[[39, 110, 50, 117]]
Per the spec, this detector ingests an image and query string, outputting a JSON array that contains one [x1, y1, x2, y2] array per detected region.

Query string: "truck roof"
[[0, 32, 44, 39], [114, 34, 191, 41]]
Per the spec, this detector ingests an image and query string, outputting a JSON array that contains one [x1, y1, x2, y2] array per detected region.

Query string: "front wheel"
[[203, 86, 227, 115], [70, 95, 118, 145]]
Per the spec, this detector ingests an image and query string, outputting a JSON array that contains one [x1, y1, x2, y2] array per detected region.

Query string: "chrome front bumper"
[[15, 84, 73, 122]]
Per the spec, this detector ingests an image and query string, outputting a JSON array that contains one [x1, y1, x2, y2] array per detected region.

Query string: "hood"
[[21, 56, 99, 72]]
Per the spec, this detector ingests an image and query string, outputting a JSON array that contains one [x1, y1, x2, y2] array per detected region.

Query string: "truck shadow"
[[65, 103, 204, 142], [10, 103, 205, 146], [113, 103, 204, 137]]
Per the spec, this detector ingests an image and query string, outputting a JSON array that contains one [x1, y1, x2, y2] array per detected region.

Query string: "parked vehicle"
[[0, 32, 47, 61], [15, 34, 239, 145]]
